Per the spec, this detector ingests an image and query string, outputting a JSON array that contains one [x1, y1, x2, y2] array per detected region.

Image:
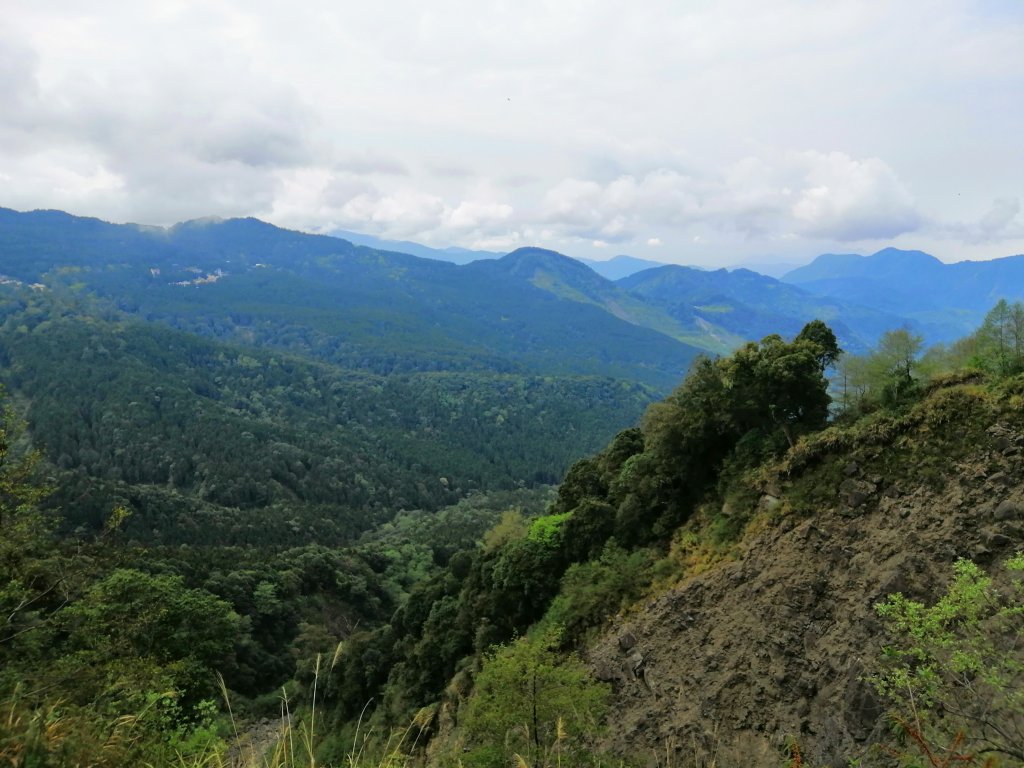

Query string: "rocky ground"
[[588, 421, 1024, 767]]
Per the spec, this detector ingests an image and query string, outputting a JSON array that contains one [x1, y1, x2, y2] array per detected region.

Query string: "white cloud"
[[535, 151, 923, 246], [334, 152, 409, 176], [0, 0, 1020, 262], [445, 200, 514, 231], [338, 189, 446, 237], [945, 197, 1024, 244], [789, 151, 922, 241]]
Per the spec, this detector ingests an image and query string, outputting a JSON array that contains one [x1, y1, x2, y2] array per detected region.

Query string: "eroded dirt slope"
[[589, 414, 1024, 767]]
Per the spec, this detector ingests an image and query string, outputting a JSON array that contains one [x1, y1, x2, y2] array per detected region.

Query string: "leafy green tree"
[[871, 555, 1024, 765], [634, 322, 836, 539], [463, 630, 610, 767], [975, 299, 1024, 376], [796, 318, 842, 370], [721, 332, 833, 446], [543, 542, 652, 644], [835, 353, 873, 415], [869, 327, 925, 405]]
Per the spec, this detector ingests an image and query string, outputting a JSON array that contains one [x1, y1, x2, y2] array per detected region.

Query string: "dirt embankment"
[[588, 423, 1024, 767]]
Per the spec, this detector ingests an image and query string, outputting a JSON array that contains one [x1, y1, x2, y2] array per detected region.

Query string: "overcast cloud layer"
[[1, 0, 1022, 265]]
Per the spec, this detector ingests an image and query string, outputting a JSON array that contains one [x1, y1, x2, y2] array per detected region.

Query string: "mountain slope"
[[467, 248, 720, 350], [617, 264, 904, 352], [0, 208, 703, 391], [783, 247, 1024, 340], [0, 293, 655, 544], [587, 377, 1024, 765]]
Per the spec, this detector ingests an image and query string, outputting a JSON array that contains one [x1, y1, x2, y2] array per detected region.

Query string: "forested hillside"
[[0, 208, 701, 389], [617, 263, 902, 352], [0, 289, 651, 545]]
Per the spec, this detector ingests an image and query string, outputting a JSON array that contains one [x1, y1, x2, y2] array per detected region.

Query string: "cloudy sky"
[[1, 1, 1022, 266]]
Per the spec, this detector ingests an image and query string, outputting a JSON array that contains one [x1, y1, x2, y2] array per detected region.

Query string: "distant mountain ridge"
[[616, 264, 903, 353], [0, 207, 703, 391], [783, 247, 1024, 340], [4, 207, 1018, 373], [576, 254, 671, 280], [468, 247, 714, 350], [329, 229, 670, 280], [329, 228, 505, 264]]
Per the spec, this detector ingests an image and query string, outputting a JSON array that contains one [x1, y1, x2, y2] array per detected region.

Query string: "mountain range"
[[781, 246, 1024, 340], [3, 208, 1024, 371]]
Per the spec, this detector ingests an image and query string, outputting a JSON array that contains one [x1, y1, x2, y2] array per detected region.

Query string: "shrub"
[[871, 554, 1024, 766]]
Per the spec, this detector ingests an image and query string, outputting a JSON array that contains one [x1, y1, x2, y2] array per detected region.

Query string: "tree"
[[835, 353, 872, 415], [720, 326, 834, 447], [975, 299, 1024, 376], [63, 569, 240, 704], [870, 327, 925, 405], [463, 630, 609, 767], [796, 319, 842, 370], [627, 322, 839, 541]]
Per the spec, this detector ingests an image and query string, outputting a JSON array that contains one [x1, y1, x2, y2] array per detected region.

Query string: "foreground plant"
[[871, 554, 1024, 766]]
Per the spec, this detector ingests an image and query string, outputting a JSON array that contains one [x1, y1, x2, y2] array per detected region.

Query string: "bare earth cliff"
[[588, 388, 1024, 767]]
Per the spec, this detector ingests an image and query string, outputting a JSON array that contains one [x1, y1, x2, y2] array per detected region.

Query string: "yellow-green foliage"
[[527, 513, 572, 545], [460, 630, 610, 768], [871, 554, 1024, 766]]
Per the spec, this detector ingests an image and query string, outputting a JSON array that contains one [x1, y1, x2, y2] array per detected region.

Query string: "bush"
[[871, 554, 1024, 765]]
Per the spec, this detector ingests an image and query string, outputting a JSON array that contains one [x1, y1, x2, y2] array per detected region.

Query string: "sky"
[[1, 1, 1022, 267]]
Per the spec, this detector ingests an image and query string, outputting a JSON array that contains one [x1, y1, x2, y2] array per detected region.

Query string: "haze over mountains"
[[327, 220, 1024, 345], [331, 228, 506, 265], [4, 208, 1024, 365], [781, 247, 1024, 340], [331, 227, 673, 280]]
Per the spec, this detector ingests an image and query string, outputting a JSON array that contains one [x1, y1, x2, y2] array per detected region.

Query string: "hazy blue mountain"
[[6, 207, 1001, 387], [330, 228, 504, 264], [474, 246, 901, 354], [783, 248, 940, 284], [783, 247, 1024, 340], [727, 260, 804, 278], [576, 254, 670, 280], [617, 264, 906, 353]]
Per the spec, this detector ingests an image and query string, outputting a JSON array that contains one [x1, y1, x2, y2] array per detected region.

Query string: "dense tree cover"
[[319, 306, 1022, 765], [0, 415, 546, 764], [7, 275, 1023, 767], [357, 488, 555, 599], [0, 290, 651, 545]]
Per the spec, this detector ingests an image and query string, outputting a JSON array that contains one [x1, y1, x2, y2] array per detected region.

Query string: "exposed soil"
[[587, 423, 1024, 767]]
